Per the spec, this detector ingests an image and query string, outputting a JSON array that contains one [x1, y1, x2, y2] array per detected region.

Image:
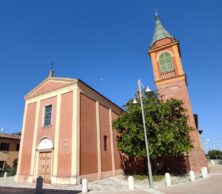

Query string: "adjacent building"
[[0, 133, 20, 173], [148, 15, 207, 172], [16, 71, 123, 184]]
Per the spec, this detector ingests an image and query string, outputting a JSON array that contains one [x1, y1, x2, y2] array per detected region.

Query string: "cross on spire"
[[155, 9, 158, 17], [151, 14, 174, 46]]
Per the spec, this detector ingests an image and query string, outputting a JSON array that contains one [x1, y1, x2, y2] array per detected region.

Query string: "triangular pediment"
[[25, 77, 77, 99]]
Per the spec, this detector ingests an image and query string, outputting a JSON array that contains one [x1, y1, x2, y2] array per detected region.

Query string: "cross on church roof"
[[49, 63, 55, 77]]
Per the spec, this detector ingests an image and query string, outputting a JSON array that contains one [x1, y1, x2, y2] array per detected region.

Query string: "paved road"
[[158, 164, 222, 194], [0, 187, 152, 194], [0, 164, 221, 194], [0, 187, 81, 194]]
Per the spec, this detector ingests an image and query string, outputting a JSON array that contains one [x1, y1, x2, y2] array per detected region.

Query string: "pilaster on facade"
[[71, 86, 80, 184], [150, 52, 160, 81], [30, 100, 40, 180], [52, 93, 61, 178], [15, 102, 28, 181], [109, 109, 115, 176], [96, 101, 102, 179], [172, 45, 184, 75]]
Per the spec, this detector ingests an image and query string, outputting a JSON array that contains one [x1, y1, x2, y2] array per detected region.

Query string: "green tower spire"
[[151, 16, 174, 45]]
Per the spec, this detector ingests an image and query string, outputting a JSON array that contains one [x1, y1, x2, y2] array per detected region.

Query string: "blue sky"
[[0, 0, 221, 151]]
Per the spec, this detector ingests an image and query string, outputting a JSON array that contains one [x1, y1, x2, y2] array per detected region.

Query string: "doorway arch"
[[37, 138, 53, 183]]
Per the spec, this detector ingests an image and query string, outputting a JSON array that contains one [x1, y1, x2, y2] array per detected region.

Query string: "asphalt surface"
[[0, 163, 221, 194], [0, 187, 151, 194], [0, 187, 81, 194], [158, 163, 222, 194]]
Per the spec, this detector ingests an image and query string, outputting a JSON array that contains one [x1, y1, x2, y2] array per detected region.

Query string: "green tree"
[[113, 91, 193, 159], [208, 150, 222, 159]]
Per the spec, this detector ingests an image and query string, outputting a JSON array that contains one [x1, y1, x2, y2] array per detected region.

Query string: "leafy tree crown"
[[113, 91, 193, 159]]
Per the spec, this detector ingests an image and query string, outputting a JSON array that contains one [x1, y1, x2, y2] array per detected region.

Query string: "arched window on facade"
[[159, 52, 174, 73]]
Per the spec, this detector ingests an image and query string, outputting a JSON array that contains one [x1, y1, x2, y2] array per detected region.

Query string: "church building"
[[148, 15, 207, 172], [16, 15, 207, 185], [16, 70, 123, 184]]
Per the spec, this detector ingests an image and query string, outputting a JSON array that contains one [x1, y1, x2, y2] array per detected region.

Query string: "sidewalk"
[[157, 163, 222, 194], [0, 163, 221, 194]]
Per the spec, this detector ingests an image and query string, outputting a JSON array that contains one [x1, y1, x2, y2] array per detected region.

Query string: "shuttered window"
[[159, 52, 174, 73]]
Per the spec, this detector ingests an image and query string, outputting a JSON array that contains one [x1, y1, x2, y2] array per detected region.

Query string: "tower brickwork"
[[149, 16, 207, 172]]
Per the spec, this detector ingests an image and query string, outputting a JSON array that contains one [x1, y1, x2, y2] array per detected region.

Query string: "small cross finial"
[[155, 9, 158, 17]]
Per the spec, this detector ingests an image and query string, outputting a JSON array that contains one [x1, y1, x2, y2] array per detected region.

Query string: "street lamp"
[[133, 80, 154, 188], [133, 98, 138, 104], [133, 86, 151, 104]]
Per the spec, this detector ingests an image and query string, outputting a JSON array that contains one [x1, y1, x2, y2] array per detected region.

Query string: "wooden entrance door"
[[38, 152, 52, 183]]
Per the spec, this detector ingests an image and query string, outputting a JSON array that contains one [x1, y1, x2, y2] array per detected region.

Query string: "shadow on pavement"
[[0, 186, 81, 194]]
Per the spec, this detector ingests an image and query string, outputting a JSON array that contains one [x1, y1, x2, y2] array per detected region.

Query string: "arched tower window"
[[159, 52, 174, 73]]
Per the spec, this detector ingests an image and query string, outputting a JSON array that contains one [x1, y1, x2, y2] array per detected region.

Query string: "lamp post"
[[134, 79, 154, 188]]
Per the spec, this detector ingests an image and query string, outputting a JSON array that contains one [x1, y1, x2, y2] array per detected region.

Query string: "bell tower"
[[148, 15, 207, 172]]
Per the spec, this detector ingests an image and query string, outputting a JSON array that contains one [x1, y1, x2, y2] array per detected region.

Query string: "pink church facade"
[[16, 73, 123, 184]]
